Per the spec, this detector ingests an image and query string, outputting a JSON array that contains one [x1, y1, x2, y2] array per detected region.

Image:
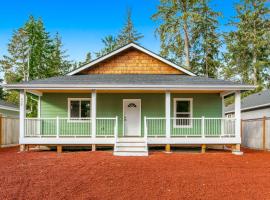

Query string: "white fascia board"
[[0, 105, 19, 112], [67, 43, 196, 76], [4, 84, 256, 91]]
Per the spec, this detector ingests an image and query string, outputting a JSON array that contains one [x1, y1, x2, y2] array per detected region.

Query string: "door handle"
[[124, 116, 127, 121]]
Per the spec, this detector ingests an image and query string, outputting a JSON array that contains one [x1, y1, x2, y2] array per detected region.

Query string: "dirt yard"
[[0, 147, 270, 200]]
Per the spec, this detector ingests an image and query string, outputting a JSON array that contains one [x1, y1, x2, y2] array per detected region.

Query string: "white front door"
[[123, 99, 141, 136]]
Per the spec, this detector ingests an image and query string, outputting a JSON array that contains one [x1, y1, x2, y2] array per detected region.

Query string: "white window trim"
[[173, 98, 193, 128], [68, 98, 91, 122]]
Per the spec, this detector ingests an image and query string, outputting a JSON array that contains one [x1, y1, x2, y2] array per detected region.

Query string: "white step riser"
[[115, 147, 147, 152], [116, 143, 146, 147], [113, 151, 149, 156], [117, 138, 145, 143], [114, 137, 149, 156]]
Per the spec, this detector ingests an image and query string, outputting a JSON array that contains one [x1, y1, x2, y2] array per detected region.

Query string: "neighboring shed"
[[225, 89, 270, 150], [0, 100, 19, 147], [0, 99, 19, 117]]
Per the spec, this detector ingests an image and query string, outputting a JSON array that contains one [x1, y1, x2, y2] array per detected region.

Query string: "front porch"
[[19, 89, 242, 155]]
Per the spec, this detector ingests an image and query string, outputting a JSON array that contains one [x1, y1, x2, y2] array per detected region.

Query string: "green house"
[[5, 43, 255, 156]]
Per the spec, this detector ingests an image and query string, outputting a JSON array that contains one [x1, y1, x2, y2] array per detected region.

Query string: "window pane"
[[176, 114, 191, 126], [70, 101, 80, 118], [81, 101, 91, 118], [176, 101, 190, 112]]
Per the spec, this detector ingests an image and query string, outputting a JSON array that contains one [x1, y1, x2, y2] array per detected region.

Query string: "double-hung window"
[[173, 98, 193, 127], [68, 98, 91, 119]]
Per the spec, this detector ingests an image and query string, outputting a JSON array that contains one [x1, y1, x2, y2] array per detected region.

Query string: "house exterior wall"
[[79, 48, 184, 75], [241, 108, 270, 119], [41, 93, 92, 118], [225, 107, 270, 119], [0, 109, 19, 117], [40, 92, 222, 136]]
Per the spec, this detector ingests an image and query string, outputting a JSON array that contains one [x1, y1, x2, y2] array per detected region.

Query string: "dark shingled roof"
[[15, 74, 250, 86], [0, 99, 19, 109], [225, 89, 270, 113]]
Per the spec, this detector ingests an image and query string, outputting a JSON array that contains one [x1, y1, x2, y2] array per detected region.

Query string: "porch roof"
[[4, 74, 255, 91]]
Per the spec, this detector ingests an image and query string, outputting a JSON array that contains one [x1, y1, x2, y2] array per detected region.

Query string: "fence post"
[[0, 114, 2, 147], [263, 116, 266, 151], [56, 116, 59, 138], [201, 116, 205, 138]]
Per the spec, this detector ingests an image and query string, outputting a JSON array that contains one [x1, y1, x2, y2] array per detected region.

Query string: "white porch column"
[[19, 90, 26, 144], [235, 91, 241, 143], [221, 95, 225, 118], [38, 96, 41, 118], [165, 91, 171, 139], [91, 90, 97, 138]]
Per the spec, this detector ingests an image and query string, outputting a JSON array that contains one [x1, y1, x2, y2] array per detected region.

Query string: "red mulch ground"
[[0, 147, 270, 200]]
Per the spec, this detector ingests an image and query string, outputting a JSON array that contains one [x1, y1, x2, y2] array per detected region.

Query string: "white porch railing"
[[145, 117, 236, 138], [24, 117, 236, 142], [24, 117, 118, 138]]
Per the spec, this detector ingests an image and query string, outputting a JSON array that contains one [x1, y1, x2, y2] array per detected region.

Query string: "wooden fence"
[[241, 116, 270, 150], [0, 116, 19, 147]]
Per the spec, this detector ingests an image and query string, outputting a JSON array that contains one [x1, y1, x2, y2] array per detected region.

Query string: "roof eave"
[[3, 84, 256, 91]]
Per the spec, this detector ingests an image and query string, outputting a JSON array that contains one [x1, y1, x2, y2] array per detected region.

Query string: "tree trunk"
[[252, 6, 258, 86], [252, 53, 258, 85], [183, 22, 191, 69]]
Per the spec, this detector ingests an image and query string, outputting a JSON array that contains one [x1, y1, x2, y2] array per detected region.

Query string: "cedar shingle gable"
[[78, 48, 184, 75]]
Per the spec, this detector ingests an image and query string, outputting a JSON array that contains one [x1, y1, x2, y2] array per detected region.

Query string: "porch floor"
[[1, 146, 270, 199]]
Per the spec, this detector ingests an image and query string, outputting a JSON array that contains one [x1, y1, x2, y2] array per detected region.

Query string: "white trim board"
[[67, 43, 196, 76]]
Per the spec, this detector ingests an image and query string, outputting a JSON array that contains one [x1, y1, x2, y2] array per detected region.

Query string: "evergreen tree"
[[50, 33, 73, 75], [117, 8, 143, 46], [0, 15, 72, 115], [191, 0, 221, 77], [78, 52, 92, 66], [152, 0, 197, 68], [223, 0, 270, 88], [85, 52, 91, 63], [0, 79, 6, 100], [95, 35, 118, 57], [96, 8, 143, 57]]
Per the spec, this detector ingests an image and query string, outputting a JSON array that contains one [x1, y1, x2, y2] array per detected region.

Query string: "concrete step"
[[115, 146, 147, 152], [116, 142, 146, 147], [113, 151, 149, 156]]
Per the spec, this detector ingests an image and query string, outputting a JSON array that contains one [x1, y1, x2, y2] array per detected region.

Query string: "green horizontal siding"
[[40, 92, 222, 137], [97, 93, 165, 136], [170, 93, 222, 136], [41, 93, 91, 118]]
